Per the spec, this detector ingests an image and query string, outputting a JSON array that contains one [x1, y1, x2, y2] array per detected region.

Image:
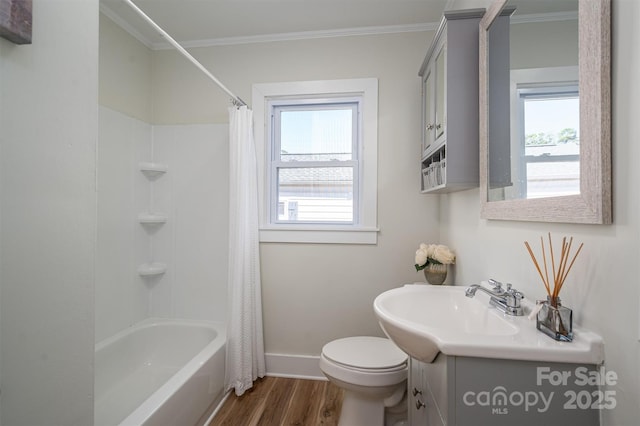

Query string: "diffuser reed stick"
[[524, 233, 584, 299], [524, 241, 550, 296]]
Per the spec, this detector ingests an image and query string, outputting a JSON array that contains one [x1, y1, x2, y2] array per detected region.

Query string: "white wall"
[[441, 0, 640, 424], [96, 106, 151, 342], [0, 0, 98, 424]]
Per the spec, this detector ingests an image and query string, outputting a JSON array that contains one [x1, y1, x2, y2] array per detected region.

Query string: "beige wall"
[[0, 0, 98, 424], [148, 31, 442, 354], [151, 33, 434, 124], [99, 13, 152, 122], [442, 1, 640, 425], [511, 19, 578, 70]]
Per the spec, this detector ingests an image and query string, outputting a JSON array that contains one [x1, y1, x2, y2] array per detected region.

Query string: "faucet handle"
[[488, 279, 503, 293], [505, 283, 524, 306], [505, 283, 523, 296]]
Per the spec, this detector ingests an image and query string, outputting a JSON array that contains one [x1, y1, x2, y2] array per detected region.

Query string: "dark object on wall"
[[0, 0, 32, 44]]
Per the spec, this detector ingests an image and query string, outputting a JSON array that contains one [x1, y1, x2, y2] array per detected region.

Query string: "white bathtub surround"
[[152, 123, 229, 322], [97, 106, 229, 342], [94, 318, 226, 426], [226, 106, 266, 396]]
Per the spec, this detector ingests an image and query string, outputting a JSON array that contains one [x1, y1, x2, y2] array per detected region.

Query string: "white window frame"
[[253, 79, 378, 244]]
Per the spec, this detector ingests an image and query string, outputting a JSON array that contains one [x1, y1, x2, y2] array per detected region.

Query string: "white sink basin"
[[374, 284, 604, 364]]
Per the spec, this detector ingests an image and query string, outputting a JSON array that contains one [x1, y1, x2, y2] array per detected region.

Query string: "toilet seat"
[[322, 336, 407, 372], [319, 336, 409, 426], [325, 359, 406, 374]]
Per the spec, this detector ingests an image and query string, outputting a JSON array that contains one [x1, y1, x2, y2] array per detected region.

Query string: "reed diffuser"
[[524, 233, 584, 342]]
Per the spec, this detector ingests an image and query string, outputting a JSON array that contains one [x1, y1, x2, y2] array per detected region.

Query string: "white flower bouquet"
[[414, 243, 455, 271]]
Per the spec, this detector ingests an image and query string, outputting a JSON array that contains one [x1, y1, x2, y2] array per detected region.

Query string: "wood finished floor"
[[210, 377, 343, 426]]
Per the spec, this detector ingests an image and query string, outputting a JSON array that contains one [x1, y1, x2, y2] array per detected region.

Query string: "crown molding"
[[511, 10, 578, 25], [100, 5, 577, 52], [99, 2, 155, 49], [99, 6, 438, 51], [151, 23, 439, 50]]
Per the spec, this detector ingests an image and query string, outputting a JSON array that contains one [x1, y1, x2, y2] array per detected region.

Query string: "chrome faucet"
[[465, 279, 525, 316]]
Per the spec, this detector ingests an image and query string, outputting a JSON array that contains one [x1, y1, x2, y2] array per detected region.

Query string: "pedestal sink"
[[373, 284, 604, 364]]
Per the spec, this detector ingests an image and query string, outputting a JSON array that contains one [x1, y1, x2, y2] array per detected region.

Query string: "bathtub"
[[94, 318, 226, 426]]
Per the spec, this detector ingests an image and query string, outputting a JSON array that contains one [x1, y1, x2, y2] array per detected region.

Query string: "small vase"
[[536, 296, 573, 342], [423, 263, 447, 285]]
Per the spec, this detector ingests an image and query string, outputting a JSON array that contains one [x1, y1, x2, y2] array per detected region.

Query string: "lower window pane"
[[526, 161, 580, 199], [277, 167, 353, 222]]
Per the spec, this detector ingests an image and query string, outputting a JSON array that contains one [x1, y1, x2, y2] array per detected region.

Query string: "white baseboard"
[[265, 353, 327, 380]]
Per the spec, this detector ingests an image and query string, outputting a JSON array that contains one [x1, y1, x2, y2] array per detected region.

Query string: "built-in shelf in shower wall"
[[138, 213, 168, 225], [138, 161, 168, 277], [137, 262, 168, 276], [139, 162, 168, 180]]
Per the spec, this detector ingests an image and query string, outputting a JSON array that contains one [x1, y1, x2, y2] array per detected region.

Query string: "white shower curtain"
[[225, 105, 266, 396]]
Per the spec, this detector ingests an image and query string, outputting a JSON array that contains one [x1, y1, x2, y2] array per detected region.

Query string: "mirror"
[[479, 0, 611, 223]]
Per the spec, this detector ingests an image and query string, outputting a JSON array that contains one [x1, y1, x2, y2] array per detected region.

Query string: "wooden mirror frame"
[[479, 0, 611, 224]]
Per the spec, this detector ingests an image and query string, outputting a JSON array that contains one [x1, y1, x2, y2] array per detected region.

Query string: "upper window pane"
[[523, 96, 579, 146], [279, 105, 354, 162]]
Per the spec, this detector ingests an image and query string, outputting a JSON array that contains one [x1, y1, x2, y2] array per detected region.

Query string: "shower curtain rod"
[[123, 0, 247, 107]]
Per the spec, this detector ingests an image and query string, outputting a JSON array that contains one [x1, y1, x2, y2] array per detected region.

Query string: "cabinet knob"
[[436, 124, 442, 130], [415, 399, 426, 410], [426, 124, 434, 130], [412, 387, 423, 396]]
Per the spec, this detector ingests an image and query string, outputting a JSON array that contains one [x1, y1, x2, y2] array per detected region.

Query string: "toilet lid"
[[322, 336, 407, 370]]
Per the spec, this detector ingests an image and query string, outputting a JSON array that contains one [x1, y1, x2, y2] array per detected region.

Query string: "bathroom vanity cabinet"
[[419, 10, 483, 193], [408, 355, 602, 426]]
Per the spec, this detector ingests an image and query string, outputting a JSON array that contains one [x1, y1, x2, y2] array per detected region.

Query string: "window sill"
[[259, 226, 379, 244]]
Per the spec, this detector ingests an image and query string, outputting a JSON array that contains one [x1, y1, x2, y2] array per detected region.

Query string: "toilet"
[[319, 336, 408, 426]]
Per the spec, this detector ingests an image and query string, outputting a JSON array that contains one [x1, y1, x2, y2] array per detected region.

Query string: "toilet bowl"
[[319, 336, 408, 426]]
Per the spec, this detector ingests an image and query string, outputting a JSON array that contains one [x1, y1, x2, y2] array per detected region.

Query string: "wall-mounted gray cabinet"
[[408, 355, 602, 426], [419, 10, 483, 193]]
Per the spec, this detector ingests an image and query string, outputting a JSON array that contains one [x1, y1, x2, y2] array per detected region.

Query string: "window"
[[253, 79, 378, 244], [517, 84, 579, 199], [271, 100, 359, 224]]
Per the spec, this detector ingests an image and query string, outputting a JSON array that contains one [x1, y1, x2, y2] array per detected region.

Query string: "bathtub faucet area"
[[465, 279, 525, 316]]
